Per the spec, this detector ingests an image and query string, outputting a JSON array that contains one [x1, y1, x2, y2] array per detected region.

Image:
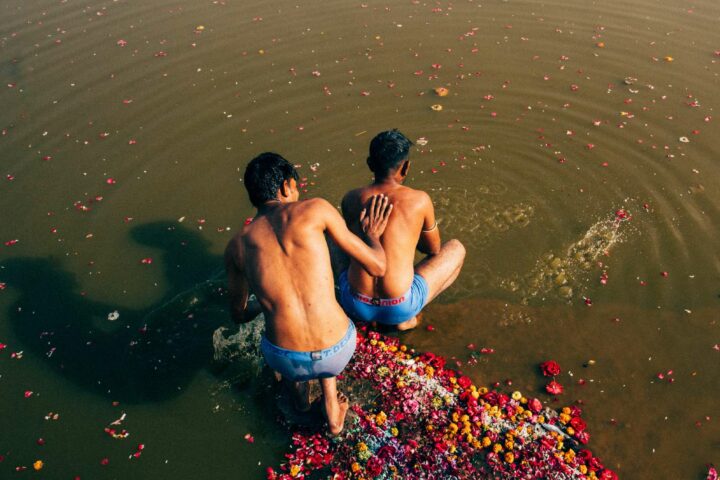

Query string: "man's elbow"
[[367, 257, 387, 277]]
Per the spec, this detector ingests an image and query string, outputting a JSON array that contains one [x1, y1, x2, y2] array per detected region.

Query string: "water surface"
[[1, 0, 719, 478]]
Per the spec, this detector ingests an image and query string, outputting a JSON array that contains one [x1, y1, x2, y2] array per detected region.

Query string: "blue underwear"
[[260, 321, 356, 382], [337, 270, 429, 325]]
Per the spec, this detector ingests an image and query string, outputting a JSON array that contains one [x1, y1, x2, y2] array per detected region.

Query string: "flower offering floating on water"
[[268, 329, 614, 479]]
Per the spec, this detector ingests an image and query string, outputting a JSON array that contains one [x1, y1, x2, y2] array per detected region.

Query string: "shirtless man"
[[338, 129, 465, 330], [225, 152, 392, 435]]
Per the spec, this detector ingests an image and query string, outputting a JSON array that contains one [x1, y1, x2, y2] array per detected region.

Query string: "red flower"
[[528, 398, 542, 413], [457, 376, 472, 389], [366, 456, 384, 477], [545, 380, 564, 395], [570, 416, 587, 433], [540, 360, 561, 377], [599, 469, 618, 480]]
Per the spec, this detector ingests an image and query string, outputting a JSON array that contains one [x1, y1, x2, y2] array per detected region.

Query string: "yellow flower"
[[579, 465, 588, 475], [559, 413, 571, 424], [511, 391, 522, 401], [376, 411, 387, 426], [471, 391, 480, 399], [465, 434, 474, 443], [396, 380, 406, 388], [565, 449, 576, 463], [357, 442, 368, 452], [537, 415, 545, 423], [492, 443, 503, 454], [478, 387, 488, 394], [289, 465, 301, 477], [562, 407, 571, 415], [400, 345, 407, 352], [460, 414, 469, 423], [504, 452, 515, 463], [351, 462, 361, 473], [33, 461, 43, 471], [481, 437, 492, 448], [504, 440, 514, 450], [448, 423, 459, 434], [452, 412, 459, 422], [567, 427, 575, 436], [426, 425, 434, 432], [370, 339, 377, 346]]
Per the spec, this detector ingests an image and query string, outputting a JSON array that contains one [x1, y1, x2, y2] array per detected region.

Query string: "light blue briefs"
[[260, 320, 356, 382], [337, 270, 429, 325]]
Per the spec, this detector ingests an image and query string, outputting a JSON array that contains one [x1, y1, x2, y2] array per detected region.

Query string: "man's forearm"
[[231, 297, 263, 324]]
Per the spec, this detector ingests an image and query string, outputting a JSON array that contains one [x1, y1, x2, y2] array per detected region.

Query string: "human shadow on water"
[[0, 221, 231, 403]]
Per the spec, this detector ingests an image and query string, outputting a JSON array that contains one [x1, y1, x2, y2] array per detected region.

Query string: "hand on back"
[[360, 194, 393, 240]]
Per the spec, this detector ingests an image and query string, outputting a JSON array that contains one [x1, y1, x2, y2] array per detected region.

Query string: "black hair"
[[243, 152, 299, 207], [367, 129, 413, 176]]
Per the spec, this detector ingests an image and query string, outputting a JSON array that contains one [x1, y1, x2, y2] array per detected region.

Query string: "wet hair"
[[243, 152, 299, 207], [367, 129, 413, 176]]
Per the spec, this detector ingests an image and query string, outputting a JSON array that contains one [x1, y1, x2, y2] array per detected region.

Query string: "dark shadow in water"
[[0, 221, 231, 403]]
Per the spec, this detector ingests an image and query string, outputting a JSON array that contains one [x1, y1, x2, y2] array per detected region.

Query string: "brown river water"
[[1, 0, 719, 478]]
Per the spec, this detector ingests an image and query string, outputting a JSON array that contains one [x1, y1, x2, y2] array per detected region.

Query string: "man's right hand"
[[360, 194, 393, 240]]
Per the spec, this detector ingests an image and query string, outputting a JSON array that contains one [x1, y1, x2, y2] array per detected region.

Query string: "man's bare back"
[[342, 184, 435, 298], [227, 198, 374, 351], [338, 130, 465, 330], [225, 152, 392, 434]]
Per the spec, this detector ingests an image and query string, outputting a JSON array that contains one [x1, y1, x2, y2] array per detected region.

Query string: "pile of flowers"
[[267, 328, 617, 479]]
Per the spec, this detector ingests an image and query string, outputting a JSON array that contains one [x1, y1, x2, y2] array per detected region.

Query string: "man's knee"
[[443, 239, 466, 263]]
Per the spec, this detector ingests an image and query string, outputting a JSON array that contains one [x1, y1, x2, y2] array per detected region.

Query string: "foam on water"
[[504, 212, 629, 304]]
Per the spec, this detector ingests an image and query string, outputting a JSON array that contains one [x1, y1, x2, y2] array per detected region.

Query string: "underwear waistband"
[[352, 290, 409, 307], [261, 321, 355, 361]]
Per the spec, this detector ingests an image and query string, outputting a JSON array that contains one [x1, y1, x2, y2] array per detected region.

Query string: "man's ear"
[[280, 179, 290, 199], [400, 160, 410, 176]]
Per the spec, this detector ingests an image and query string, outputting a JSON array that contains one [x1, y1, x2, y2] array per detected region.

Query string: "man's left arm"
[[416, 192, 441, 255], [224, 241, 262, 324]]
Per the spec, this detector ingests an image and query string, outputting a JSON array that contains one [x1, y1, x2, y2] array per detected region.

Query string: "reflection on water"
[[1, 0, 720, 478]]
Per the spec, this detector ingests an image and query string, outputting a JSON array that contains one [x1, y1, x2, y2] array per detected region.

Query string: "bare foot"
[[325, 392, 350, 436], [396, 312, 422, 331]]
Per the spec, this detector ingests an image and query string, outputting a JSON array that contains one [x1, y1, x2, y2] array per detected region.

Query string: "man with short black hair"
[[338, 130, 465, 330], [225, 152, 392, 435]]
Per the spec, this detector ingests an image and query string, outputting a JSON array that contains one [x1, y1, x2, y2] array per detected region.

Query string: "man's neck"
[[257, 199, 284, 214], [372, 175, 402, 187]]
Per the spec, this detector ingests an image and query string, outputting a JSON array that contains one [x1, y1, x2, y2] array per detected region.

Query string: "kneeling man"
[[339, 130, 465, 330], [225, 152, 392, 435]]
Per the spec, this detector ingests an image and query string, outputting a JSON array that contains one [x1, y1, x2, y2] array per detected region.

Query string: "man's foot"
[[396, 312, 422, 331], [325, 392, 350, 436]]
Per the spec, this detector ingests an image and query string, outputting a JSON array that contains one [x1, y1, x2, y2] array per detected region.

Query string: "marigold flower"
[[289, 464, 301, 477], [504, 452, 515, 463], [33, 461, 43, 471], [493, 443, 503, 453], [580, 465, 588, 474], [351, 462, 361, 473]]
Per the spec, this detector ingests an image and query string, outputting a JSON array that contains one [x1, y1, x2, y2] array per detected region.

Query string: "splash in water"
[[505, 211, 630, 304]]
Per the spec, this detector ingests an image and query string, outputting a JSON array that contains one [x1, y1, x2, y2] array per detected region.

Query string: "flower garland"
[[267, 328, 617, 480]]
